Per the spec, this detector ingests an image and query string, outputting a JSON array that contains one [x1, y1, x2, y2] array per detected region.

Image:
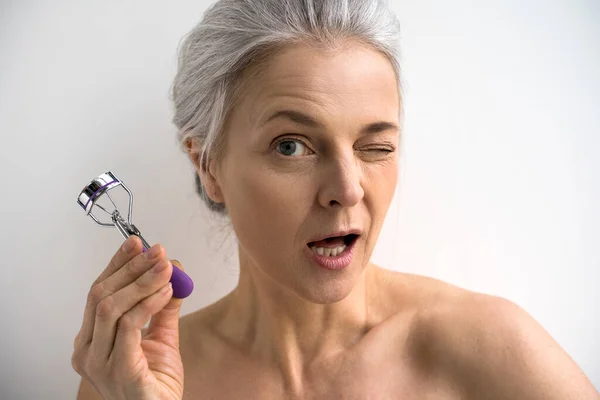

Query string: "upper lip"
[[307, 229, 362, 244]]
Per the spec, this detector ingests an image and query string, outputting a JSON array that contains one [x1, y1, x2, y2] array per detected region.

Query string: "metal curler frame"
[[76, 171, 194, 299]]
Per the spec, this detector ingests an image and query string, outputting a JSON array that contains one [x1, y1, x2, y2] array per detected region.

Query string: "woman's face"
[[204, 42, 400, 303]]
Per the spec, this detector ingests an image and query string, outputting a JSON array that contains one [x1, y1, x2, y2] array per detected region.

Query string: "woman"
[[71, 0, 599, 398]]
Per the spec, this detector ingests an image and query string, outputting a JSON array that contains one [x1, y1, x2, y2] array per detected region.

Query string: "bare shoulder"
[[176, 294, 235, 369], [392, 272, 599, 399]]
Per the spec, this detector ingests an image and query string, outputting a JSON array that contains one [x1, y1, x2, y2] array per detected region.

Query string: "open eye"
[[275, 139, 310, 157]]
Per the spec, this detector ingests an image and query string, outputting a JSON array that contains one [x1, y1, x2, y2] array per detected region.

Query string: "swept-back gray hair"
[[170, 0, 402, 215]]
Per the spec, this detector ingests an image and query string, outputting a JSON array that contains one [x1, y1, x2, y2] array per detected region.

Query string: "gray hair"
[[170, 0, 403, 215]]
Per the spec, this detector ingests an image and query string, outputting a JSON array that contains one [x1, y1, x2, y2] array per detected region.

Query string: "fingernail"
[[145, 245, 162, 259], [153, 260, 169, 274], [122, 237, 135, 253], [160, 282, 172, 294]]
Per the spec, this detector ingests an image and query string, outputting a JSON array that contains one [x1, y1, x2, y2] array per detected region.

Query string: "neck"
[[220, 245, 387, 387]]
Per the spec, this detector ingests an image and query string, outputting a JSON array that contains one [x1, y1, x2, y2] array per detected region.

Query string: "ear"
[[184, 138, 225, 204]]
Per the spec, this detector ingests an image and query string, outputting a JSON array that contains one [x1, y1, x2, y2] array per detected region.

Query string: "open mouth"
[[307, 233, 359, 246], [342, 233, 359, 246], [307, 234, 360, 257]]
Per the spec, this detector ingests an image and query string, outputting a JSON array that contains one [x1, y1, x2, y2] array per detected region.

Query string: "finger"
[[90, 258, 173, 361], [99, 244, 166, 296], [146, 260, 185, 349], [98, 236, 143, 284], [75, 236, 142, 348], [78, 242, 163, 350], [110, 281, 174, 367]]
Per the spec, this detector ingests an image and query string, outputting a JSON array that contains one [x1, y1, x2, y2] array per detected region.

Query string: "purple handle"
[[141, 248, 194, 299]]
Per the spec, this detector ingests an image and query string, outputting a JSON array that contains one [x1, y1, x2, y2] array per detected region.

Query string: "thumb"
[[146, 259, 185, 347]]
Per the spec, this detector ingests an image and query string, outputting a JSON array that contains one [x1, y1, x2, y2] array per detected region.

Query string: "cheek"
[[366, 159, 398, 204], [224, 162, 310, 255], [382, 163, 398, 201], [364, 160, 398, 233]]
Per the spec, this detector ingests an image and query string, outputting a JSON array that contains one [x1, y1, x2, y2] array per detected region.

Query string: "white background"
[[0, 0, 598, 398]]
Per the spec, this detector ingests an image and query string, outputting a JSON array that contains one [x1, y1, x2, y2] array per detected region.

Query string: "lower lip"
[[305, 237, 357, 270]]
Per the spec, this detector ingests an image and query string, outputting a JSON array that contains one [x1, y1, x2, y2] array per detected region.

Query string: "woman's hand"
[[71, 235, 185, 400]]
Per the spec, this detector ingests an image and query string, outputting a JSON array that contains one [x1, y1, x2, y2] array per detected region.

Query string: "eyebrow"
[[262, 109, 399, 135]]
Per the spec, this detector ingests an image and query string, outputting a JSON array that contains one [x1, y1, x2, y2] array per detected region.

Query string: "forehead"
[[235, 41, 401, 129]]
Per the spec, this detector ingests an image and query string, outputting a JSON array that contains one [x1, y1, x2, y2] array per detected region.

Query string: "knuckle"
[[90, 273, 103, 288], [117, 313, 137, 331], [71, 346, 91, 375], [73, 333, 81, 350], [95, 296, 115, 319], [88, 283, 106, 305], [71, 351, 81, 373]]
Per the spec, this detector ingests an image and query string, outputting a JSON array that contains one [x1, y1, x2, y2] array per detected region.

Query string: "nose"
[[317, 151, 365, 209]]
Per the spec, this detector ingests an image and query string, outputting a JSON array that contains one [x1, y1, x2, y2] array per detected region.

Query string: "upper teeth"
[[310, 245, 346, 257]]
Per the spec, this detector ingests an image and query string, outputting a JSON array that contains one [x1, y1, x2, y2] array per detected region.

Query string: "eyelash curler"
[[76, 171, 194, 299]]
